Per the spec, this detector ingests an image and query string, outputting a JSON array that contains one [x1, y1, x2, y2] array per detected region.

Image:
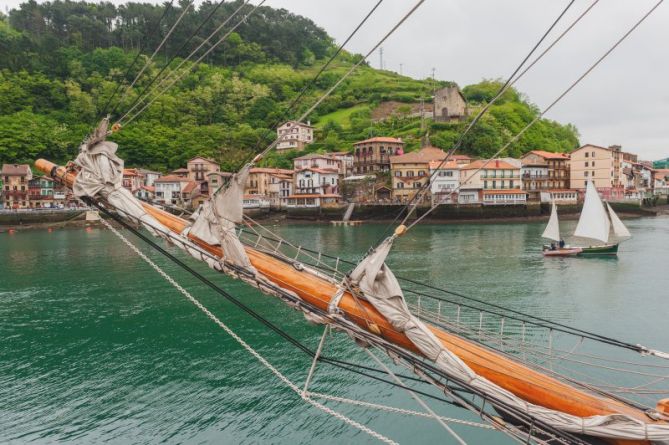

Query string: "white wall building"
[[429, 160, 460, 204], [294, 168, 339, 195], [154, 175, 189, 205], [277, 121, 314, 151]]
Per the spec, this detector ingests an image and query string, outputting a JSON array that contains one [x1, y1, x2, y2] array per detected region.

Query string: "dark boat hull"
[[542, 243, 619, 256]]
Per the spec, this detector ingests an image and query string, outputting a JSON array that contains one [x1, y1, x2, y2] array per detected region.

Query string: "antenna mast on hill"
[[379, 47, 384, 70]]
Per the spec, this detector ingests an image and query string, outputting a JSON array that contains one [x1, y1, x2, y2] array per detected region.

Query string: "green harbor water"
[[1, 216, 668, 444]]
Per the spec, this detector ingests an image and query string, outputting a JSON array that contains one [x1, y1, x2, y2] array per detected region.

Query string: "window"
[[395, 171, 402, 177], [397, 182, 404, 189], [585, 161, 589, 167], [484, 181, 488, 189], [509, 181, 514, 189], [407, 171, 414, 177], [585, 152, 589, 158], [584, 180, 588, 186], [584, 171, 588, 177], [414, 182, 421, 189], [592, 151, 595, 158], [418, 170, 425, 177], [592, 161, 595, 167]]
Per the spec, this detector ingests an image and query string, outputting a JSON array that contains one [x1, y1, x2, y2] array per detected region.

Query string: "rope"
[[307, 392, 494, 429], [252, 0, 428, 163], [111, 0, 194, 117], [89, 198, 584, 444], [98, 214, 398, 445], [365, 348, 469, 445], [113, 0, 229, 122], [98, 0, 175, 118], [407, 0, 664, 230], [376, 0, 579, 242], [118, 0, 260, 126], [233, 0, 386, 171]]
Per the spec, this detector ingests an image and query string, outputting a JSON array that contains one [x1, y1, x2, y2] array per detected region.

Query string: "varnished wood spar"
[[36, 159, 658, 444]]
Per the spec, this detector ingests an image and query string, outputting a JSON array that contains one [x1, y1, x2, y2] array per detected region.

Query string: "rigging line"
[[98, 0, 175, 119], [406, 0, 664, 231], [117, 0, 249, 124], [235, 227, 653, 353], [233, 0, 386, 170], [251, 0, 428, 162], [376, 0, 579, 242], [365, 348, 469, 445], [110, 0, 194, 118], [119, 0, 263, 127], [97, 215, 397, 445], [113, 0, 229, 122], [90, 198, 582, 444], [89, 199, 463, 393]]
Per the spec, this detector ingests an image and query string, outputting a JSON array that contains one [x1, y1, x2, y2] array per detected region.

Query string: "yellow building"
[[460, 159, 520, 190], [246, 168, 294, 197], [569, 144, 615, 195], [389, 147, 446, 202]]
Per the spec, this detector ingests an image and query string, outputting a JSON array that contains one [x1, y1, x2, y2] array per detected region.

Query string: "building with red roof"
[[353, 136, 404, 174]]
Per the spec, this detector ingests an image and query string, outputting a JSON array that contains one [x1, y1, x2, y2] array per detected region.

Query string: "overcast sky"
[[4, 0, 668, 160]]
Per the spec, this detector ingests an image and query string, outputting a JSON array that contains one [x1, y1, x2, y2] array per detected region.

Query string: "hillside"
[[0, 1, 579, 172]]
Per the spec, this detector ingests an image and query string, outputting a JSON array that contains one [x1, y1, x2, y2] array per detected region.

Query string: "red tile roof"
[[390, 147, 447, 164], [155, 174, 190, 183], [461, 159, 518, 170], [527, 150, 570, 160], [1, 164, 31, 176], [250, 167, 294, 175], [182, 181, 199, 194], [428, 160, 460, 170], [354, 136, 404, 145]]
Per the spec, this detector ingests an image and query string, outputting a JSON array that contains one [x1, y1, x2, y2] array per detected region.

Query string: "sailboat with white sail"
[[542, 181, 631, 256]]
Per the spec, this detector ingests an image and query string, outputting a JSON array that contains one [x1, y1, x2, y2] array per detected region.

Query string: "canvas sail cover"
[[188, 164, 255, 271], [542, 202, 560, 241], [72, 125, 163, 235], [349, 237, 669, 442], [606, 202, 631, 238], [574, 181, 610, 244]]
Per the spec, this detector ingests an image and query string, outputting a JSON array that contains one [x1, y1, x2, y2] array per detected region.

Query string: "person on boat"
[[559, 239, 565, 249], [550, 242, 556, 251]]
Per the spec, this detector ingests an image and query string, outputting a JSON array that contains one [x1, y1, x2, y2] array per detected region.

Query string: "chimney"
[[307, 120, 310, 126], [495, 159, 500, 168]]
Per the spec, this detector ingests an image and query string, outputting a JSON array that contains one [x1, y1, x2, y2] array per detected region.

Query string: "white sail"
[[542, 202, 560, 241], [574, 181, 611, 244], [606, 202, 631, 238]]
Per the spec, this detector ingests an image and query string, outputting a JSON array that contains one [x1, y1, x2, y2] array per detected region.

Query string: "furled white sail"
[[606, 202, 631, 238], [542, 202, 561, 241], [574, 181, 610, 244]]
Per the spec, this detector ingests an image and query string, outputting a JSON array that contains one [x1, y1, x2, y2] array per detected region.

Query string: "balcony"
[[522, 173, 549, 180], [481, 174, 520, 179]]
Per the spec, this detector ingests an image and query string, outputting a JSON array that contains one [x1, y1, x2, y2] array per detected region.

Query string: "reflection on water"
[[1, 216, 667, 444]]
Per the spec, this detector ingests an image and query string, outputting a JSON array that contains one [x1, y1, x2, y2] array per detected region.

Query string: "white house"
[[267, 172, 293, 207], [293, 152, 352, 175], [285, 194, 341, 208], [138, 168, 162, 187], [277, 121, 314, 151], [482, 190, 527, 205], [429, 160, 460, 204], [243, 194, 271, 209], [458, 187, 481, 204], [540, 190, 578, 204], [294, 168, 339, 195], [154, 175, 190, 205]]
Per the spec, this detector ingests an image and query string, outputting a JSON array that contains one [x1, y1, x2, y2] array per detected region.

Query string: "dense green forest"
[[0, 0, 580, 172]]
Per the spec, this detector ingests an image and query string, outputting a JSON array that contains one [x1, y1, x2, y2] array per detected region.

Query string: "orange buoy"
[[8, 228, 15, 234]]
